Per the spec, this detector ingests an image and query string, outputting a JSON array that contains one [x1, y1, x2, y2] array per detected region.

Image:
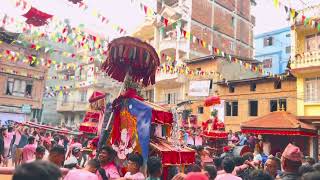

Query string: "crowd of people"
[[2, 124, 320, 179]]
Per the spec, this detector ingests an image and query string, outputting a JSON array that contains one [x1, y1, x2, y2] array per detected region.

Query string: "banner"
[[188, 80, 210, 97]]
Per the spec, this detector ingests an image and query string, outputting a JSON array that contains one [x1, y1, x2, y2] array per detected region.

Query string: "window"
[[79, 67, 87, 81], [64, 115, 69, 125], [270, 100, 278, 112], [70, 114, 75, 124], [270, 99, 287, 112], [80, 90, 87, 102], [165, 92, 177, 104], [6, 78, 32, 98], [279, 99, 287, 111], [231, 101, 238, 116], [305, 77, 320, 102], [263, 58, 272, 68], [225, 101, 238, 116], [226, 102, 231, 116], [198, 107, 204, 114], [305, 34, 318, 52], [263, 37, 273, 46], [274, 80, 281, 89], [231, 16, 235, 27], [249, 100, 258, 116], [285, 46, 291, 54], [63, 93, 68, 103], [230, 42, 235, 51], [145, 90, 154, 102], [250, 83, 256, 91], [229, 85, 235, 93], [286, 34, 291, 37]]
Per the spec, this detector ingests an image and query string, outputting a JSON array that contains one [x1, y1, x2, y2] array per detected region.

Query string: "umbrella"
[[101, 36, 160, 86], [204, 96, 221, 106], [89, 91, 106, 103]]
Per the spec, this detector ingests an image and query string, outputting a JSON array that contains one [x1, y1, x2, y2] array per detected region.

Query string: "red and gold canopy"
[[101, 36, 160, 86]]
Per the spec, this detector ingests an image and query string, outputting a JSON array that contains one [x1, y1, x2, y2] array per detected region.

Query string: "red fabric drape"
[[151, 110, 173, 125], [241, 129, 316, 137]]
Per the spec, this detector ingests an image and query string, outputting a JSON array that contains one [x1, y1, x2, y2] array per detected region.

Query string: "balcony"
[[56, 101, 88, 112], [291, 50, 320, 73], [156, 71, 179, 82]]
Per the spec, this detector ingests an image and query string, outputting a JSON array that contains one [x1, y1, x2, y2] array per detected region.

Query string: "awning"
[[241, 111, 317, 137], [204, 96, 220, 106], [202, 130, 228, 139], [79, 121, 98, 134], [150, 138, 195, 165]]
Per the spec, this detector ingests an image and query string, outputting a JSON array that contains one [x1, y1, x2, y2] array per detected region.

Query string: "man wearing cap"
[[279, 143, 303, 180]]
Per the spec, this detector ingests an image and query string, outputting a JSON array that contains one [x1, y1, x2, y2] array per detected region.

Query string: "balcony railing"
[[291, 50, 320, 69], [155, 71, 179, 82], [56, 101, 88, 112]]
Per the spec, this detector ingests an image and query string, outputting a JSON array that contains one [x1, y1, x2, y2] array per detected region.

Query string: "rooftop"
[[241, 111, 316, 131], [185, 54, 261, 65], [216, 73, 295, 85], [254, 27, 291, 39]]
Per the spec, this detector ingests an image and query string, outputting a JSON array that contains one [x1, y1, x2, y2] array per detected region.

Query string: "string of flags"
[[157, 64, 223, 79], [134, 1, 271, 76], [273, 0, 320, 31], [0, 66, 44, 80]]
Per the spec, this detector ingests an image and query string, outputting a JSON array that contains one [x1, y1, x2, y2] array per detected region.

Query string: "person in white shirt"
[[64, 147, 81, 169], [64, 159, 100, 180]]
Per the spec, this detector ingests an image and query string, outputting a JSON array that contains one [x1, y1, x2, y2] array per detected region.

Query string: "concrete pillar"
[[154, 26, 160, 51]]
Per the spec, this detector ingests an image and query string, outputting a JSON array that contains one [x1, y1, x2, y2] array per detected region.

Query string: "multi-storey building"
[[134, 0, 257, 123], [216, 75, 297, 132], [0, 33, 47, 124], [254, 27, 291, 74], [290, 6, 320, 135], [55, 60, 121, 129]]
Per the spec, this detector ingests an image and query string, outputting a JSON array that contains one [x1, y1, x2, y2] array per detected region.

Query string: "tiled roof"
[[241, 111, 316, 131]]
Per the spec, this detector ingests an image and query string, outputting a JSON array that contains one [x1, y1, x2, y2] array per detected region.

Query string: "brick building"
[[216, 75, 297, 132], [134, 0, 256, 110], [0, 39, 47, 124]]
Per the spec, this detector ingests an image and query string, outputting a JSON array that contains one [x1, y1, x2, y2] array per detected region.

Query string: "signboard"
[[22, 104, 31, 114], [188, 80, 211, 97], [0, 112, 26, 125]]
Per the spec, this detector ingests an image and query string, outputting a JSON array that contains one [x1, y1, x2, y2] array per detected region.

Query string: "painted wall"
[[293, 24, 320, 116], [255, 27, 291, 74], [217, 78, 297, 132]]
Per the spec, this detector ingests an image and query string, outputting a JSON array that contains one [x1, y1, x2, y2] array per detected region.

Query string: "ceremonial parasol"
[[204, 96, 221, 106], [101, 36, 160, 86], [98, 36, 160, 150]]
